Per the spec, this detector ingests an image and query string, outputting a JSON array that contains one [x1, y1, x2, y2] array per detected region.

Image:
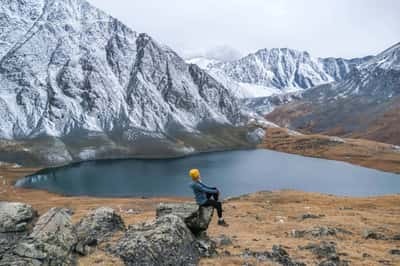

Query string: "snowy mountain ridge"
[[265, 42, 400, 145], [189, 48, 372, 98]]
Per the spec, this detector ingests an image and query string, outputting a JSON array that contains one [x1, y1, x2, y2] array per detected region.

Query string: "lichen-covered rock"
[[112, 214, 199, 266], [0, 202, 37, 233], [301, 241, 337, 259], [0, 208, 77, 266], [241, 245, 306, 266], [195, 233, 217, 258], [301, 241, 349, 266], [74, 207, 125, 255], [156, 202, 213, 235], [0, 202, 38, 258]]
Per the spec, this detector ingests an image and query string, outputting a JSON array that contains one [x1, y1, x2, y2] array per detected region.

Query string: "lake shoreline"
[[260, 127, 400, 174]]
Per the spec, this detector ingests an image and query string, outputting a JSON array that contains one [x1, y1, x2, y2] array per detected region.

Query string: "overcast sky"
[[88, 0, 400, 60]]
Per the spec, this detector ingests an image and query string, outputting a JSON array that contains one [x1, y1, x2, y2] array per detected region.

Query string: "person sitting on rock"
[[189, 169, 228, 226]]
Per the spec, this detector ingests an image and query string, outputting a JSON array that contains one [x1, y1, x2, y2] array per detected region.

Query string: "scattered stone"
[[390, 249, 400, 255], [74, 207, 125, 255], [319, 258, 349, 266], [156, 203, 213, 235], [378, 259, 391, 265], [112, 214, 200, 265], [301, 241, 337, 259], [242, 262, 255, 266], [392, 234, 400, 240], [301, 241, 349, 266], [362, 253, 371, 258], [363, 230, 387, 240], [292, 226, 352, 238], [338, 207, 353, 210], [241, 245, 305, 266], [213, 234, 233, 247], [300, 213, 325, 220], [222, 250, 231, 256], [0, 208, 77, 265], [195, 235, 217, 258]]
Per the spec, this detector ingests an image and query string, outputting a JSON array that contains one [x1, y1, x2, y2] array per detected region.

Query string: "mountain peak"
[[359, 41, 400, 71]]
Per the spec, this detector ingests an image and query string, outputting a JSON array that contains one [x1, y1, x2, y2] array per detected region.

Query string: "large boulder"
[[0, 202, 38, 258], [156, 203, 213, 235], [0, 202, 38, 233], [75, 207, 125, 255], [0, 208, 77, 266], [112, 214, 200, 266]]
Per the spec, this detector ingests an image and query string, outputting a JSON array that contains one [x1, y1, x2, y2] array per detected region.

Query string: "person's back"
[[188, 169, 228, 226]]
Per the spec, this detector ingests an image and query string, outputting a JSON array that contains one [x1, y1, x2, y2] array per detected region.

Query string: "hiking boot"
[[218, 219, 229, 227]]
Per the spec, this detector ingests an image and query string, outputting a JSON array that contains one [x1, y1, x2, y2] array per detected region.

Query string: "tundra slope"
[[0, 0, 258, 166]]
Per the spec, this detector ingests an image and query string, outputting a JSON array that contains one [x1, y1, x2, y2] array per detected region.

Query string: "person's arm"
[[194, 182, 218, 194], [199, 182, 216, 190]]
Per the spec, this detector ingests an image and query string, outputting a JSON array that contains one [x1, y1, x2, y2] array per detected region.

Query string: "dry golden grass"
[[201, 191, 400, 265]]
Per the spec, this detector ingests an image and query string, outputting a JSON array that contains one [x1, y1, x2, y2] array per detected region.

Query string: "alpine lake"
[[16, 149, 400, 198]]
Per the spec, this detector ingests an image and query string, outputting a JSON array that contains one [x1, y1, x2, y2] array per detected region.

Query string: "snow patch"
[[329, 136, 346, 143], [78, 149, 97, 160]]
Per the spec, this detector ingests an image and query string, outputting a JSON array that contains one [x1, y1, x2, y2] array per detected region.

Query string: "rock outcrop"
[[156, 202, 214, 235], [74, 207, 125, 255], [112, 214, 200, 266], [0, 202, 38, 259], [0, 202, 37, 233], [0, 208, 77, 265], [0, 202, 217, 265]]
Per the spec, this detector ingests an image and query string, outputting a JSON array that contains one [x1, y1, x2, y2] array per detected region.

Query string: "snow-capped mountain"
[[266, 42, 400, 145], [186, 57, 220, 70], [0, 0, 260, 166], [190, 49, 371, 98]]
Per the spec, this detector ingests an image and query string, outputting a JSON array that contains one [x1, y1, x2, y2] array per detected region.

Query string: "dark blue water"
[[16, 149, 400, 197]]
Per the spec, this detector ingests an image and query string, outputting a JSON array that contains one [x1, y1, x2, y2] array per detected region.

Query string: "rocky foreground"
[[0, 201, 305, 266], [1, 191, 400, 266]]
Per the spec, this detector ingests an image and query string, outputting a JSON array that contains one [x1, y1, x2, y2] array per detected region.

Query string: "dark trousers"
[[201, 192, 222, 218]]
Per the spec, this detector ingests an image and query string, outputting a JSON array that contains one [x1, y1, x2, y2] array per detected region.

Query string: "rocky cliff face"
[[0, 0, 258, 166], [193, 49, 371, 98]]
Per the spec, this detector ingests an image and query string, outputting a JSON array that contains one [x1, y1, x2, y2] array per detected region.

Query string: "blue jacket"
[[189, 181, 218, 205]]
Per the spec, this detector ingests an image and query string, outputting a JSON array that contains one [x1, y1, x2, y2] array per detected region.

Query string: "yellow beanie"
[[189, 169, 200, 181]]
